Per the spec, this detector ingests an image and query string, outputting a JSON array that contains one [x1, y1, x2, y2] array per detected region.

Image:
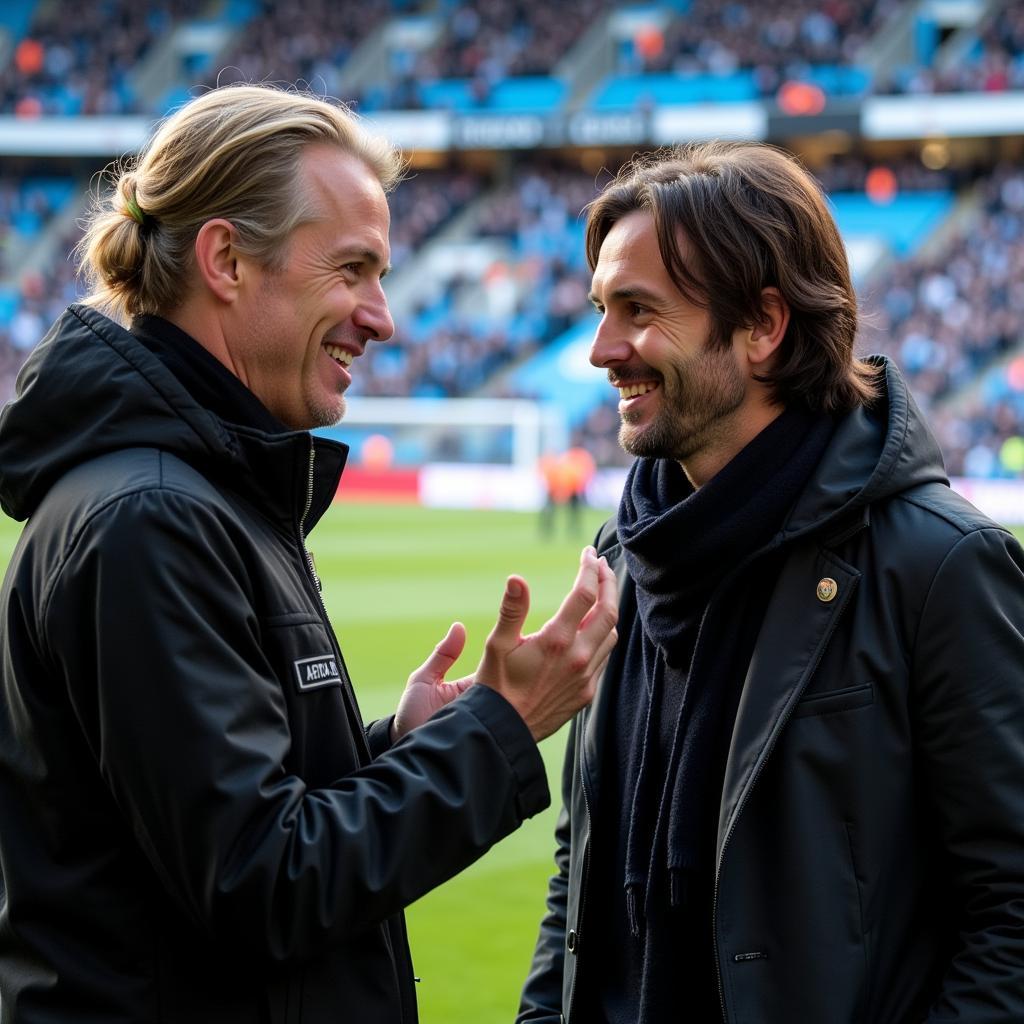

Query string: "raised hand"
[[392, 621, 473, 742], [475, 546, 619, 741]]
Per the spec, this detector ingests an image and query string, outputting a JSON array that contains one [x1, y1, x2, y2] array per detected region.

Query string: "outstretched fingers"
[[583, 621, 619, 679], [545, 547, 602, 644], [578, 554, 619, 643], [486, 575, 531, 651]]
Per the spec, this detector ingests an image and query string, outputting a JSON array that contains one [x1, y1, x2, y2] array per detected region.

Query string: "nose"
[[355, 278, 395, 343], [589, 313, 633, 369]]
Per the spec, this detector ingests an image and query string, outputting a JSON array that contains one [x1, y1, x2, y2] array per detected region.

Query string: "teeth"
[[618, 382, 656, 399], [324, 344, 353, 366]]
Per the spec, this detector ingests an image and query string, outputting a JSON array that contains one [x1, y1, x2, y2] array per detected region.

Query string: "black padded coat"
[[0, 305, 549, 1023], [518, 358, 1024, 1024]]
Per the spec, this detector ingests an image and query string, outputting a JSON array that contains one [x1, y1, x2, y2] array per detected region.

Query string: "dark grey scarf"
[[616, 406, 835, 944]]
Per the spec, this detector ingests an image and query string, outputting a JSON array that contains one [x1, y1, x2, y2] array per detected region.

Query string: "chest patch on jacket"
[[294, 654, 341, 691]]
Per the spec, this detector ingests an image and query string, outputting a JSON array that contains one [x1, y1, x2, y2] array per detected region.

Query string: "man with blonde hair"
[[0, 84, 617, 1022]]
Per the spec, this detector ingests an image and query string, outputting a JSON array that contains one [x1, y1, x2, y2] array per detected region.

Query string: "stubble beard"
[[303, 383, 347, 429], [618, 343, 747, 462]]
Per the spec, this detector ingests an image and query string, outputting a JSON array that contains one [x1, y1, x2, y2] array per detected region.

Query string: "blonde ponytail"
[[77, 84, 404, 323]]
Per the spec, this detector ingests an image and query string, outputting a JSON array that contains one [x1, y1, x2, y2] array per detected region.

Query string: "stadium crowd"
[[413, 0, 610, 81], [863, 164, 1024, 476], [353, 162, 595, 397], [0, 0, 1022, 477], [209, 0, 400, 99], [0, 0, 206, 116], [3, 0, 1024, 119], [387, 167, 484, 269], [0, 175, 69, 278], [623, 0, 895, 92], [879, 2, 1024, 94], [2, 152, 1022, 476]]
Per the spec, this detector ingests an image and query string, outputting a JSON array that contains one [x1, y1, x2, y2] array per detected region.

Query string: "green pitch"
[[314, 502, 612, 1024], [2, 507, 1023, 1023]]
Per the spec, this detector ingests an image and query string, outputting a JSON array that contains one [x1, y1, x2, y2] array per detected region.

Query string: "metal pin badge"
[[816, 577, 838, 602]]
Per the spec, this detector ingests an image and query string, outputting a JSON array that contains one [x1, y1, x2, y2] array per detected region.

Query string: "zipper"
[[294, 437, 410, 1008], [295, 438, 371, 764], [298, 440, 321, 592], [566, 714, 593, 1024]]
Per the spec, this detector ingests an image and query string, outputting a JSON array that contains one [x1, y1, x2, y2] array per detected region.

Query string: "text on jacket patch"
[[294, 654, 341, 691]]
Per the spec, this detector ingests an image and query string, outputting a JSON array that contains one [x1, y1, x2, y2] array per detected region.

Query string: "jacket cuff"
[[365, 716, 395, 758], [458, 685, 549, 819]]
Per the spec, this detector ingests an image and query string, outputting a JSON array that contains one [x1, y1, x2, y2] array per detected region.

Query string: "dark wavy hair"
[[585, 142, 879, 413]]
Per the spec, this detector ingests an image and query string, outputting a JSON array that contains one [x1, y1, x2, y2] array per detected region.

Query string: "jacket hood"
[[784, 355, 949, 537], [0, 304, 346, 525]]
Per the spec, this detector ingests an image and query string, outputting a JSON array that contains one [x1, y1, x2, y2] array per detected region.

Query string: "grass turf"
[[2, 506, 1023, 1023]]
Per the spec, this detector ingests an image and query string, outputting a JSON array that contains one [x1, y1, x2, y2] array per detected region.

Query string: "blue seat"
[[418, 76, 566, 112], [801, 64, 872, 97], [511, 318, 608, 424], [418, 79, 476, 110], [489, 76, 566, 112], [0, 288, 21, 327], [829, 191, 955, 257], [590, 71, 758, 110]]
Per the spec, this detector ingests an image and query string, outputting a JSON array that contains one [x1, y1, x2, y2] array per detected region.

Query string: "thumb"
[[412, 621, 466, 683], [487, 575, 530, 650]]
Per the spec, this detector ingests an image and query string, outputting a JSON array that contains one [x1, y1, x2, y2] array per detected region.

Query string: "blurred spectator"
[[2, 157, 1023, 481], [209, 0, 401, 97], [860, 162, 1024, 474], [426, 0, 611, 80], [0, 0, 207, 115], [538, 446, 596, 537], [627, 0, 898, 96], [353, 162, 601, 398], [880, 3, 1024, 94], [810, 153, 960, 194], [388, 168, 484, 269], [0, 177, 73, 278]]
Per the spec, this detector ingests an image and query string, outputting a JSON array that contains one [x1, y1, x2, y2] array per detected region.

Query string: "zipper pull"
[[306, 550, 322, 592]]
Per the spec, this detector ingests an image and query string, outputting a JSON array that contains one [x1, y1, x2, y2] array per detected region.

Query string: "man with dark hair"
[[518, 141, 1024, 1023]]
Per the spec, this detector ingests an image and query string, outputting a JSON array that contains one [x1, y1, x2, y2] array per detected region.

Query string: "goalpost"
[[326, 396, 567, 471]]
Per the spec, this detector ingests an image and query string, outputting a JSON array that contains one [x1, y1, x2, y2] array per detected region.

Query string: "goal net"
[[319, 396, 567, 471]]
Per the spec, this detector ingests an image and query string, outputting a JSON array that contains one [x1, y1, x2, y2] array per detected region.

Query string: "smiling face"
[[589, 209, 751, 469], [234, 144, 394, 429]]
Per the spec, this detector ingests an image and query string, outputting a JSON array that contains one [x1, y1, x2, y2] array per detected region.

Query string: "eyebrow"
[[333, 247, 392, 278], [588, 285, 664, 307]]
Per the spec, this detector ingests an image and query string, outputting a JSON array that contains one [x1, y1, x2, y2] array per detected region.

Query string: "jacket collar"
[[782, 355, 947, 540], [0, 304, 347, 531]]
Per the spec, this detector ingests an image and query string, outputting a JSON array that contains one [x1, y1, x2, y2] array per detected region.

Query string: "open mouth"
[[618, 381, 658, 400], [324, 343, 353, 368]]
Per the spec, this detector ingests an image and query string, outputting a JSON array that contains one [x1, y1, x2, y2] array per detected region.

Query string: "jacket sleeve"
[[911, 526, 1024, 1021], [365, 715, 396, 757], [40, 487, 549, 961], [516, 715, 578, 1023]]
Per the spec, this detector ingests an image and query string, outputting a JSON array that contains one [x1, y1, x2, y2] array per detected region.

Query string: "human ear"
[[193, 219, 241, 304], [747, 287, 790, 367]]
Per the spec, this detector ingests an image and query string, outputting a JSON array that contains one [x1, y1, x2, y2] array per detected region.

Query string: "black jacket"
[[0, 305, 549, 1023], [519, 359, 1024, 1024]]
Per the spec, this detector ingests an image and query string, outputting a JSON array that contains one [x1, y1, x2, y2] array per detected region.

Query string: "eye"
[[630, 302, 649, 317]]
